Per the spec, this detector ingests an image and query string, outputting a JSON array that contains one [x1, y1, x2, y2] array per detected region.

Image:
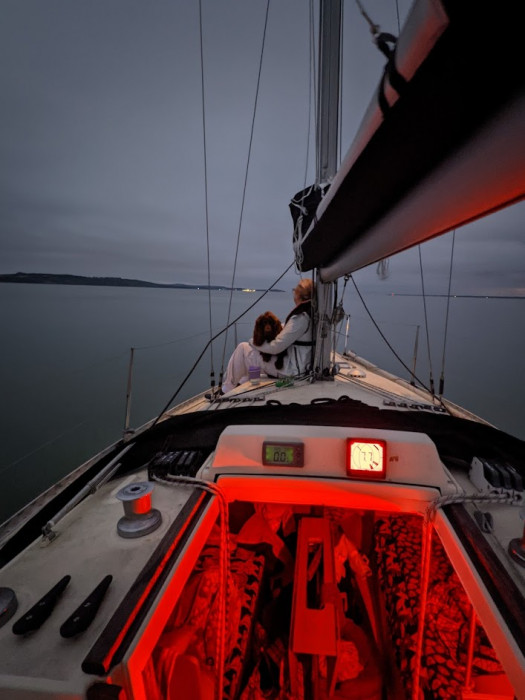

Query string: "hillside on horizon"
[[0, 272, 284, 292]]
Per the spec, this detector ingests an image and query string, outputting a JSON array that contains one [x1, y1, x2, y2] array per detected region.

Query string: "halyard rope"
[[426, 491, 524, 523]]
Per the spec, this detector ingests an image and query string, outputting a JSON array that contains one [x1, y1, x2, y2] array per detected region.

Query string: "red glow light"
[[97, 492, 208, 675], [346, 439, 386, 480]]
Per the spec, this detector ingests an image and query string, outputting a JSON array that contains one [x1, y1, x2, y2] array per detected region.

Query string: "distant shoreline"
[[0, 272, 285, 293], [390, 293, 525, 299]]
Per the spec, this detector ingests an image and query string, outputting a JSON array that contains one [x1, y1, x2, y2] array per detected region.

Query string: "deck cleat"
[[508, 507, 525, 568]]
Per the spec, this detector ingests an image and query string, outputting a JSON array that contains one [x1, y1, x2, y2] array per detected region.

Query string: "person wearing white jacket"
[[222, 279, 314, 393]]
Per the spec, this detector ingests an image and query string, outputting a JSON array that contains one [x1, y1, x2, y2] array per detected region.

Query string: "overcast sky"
[[1, 0, 523, 295]]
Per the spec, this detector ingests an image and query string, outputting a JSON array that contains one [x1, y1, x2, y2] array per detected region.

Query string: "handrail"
[[41, 443, 135, 541]]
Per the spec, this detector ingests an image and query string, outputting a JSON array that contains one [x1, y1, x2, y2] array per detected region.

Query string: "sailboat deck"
[[0, 468, 207, 687], [0, 369, 523, 697], [166, 352, 478, 423]]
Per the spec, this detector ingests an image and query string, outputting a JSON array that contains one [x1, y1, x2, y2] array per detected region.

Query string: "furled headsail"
[[296, 0, 525, 280]]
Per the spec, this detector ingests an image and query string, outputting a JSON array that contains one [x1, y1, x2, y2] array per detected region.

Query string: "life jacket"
[[285, 300, 314, 347]]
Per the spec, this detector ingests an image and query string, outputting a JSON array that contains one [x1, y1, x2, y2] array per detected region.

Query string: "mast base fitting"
[[508, 538, 525, 568]]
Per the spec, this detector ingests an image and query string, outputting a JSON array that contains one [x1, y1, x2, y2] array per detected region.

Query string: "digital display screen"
[[346, 439, 386, 479], [262, 441, 304, 467]]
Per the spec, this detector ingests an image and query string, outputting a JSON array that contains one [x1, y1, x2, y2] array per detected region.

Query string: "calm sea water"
[[1, 283, 524, 523]]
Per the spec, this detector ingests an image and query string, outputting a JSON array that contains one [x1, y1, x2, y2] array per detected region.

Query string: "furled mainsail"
[[296, 0, 525, 280]]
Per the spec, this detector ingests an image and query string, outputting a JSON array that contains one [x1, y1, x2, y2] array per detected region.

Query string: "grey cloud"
[[0, 0, 522, 295]]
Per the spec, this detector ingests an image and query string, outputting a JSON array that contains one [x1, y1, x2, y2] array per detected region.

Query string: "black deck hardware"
[[471, 457, 524, 495], [12, 575, 71, 635], [482, 460, 501, 488], [0, 587, 18, 628], [86, 682, 125, 699], [509, 537, 525, 568], [147, 449, 205, 479], [60, 575, 112, 638], [494, 463, 512, 490], [504, 462, 524, 491], [473, 510, 494, 533]]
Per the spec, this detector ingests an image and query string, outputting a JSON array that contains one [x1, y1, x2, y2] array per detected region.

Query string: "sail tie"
[[291, 184, 329, 270], [376, 32, 407, 116], [353, 0, 406, 115]]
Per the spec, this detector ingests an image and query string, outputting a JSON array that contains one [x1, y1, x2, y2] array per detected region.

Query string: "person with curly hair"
[[222, 278, 314, 393]]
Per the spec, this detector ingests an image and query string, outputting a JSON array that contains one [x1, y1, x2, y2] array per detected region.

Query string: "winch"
[[116, 481, 162, 539]]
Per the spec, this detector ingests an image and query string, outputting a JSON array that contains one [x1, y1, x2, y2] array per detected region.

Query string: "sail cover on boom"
[[296, 0, 525, 280]]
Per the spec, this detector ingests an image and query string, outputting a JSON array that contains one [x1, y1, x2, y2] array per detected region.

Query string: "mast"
[[317, 0, 342, 183], [313, 0, 342, 377]]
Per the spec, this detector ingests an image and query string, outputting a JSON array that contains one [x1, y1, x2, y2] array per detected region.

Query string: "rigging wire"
[[418, 246, 435, 395], [350, 275, 441, 400], [151, 261, 295, 427], [0, 420, 90, 477], [34, 349, 130, 383], [331, 275, 349, 361], [311, 0, 320, 186], [439, 229, 456, 397], [198, 0, 215, 386], [353, 0, 380, 38], [329, 279, 338, 369], [338, 0, 345, 168], [303, 0, 315, 190], [132, 330, 209, 351], [220, 0, 271, 376], [394, 0, 401, 34]]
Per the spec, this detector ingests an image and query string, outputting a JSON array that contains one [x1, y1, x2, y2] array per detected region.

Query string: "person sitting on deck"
[[222, 278, 314, 393]]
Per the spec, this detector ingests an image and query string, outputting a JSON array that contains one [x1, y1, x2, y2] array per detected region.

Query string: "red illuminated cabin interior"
[[140, 502, 514, 699]]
